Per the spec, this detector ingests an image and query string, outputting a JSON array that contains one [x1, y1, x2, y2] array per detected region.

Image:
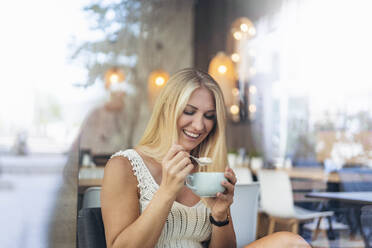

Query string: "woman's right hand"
[[159, 144, 194, 197]]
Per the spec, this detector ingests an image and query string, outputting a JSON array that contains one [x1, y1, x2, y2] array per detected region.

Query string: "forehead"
[[187, 87, 215, 110]]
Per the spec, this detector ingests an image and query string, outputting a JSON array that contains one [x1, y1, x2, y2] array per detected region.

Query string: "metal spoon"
[[189, 155, 213, 166]]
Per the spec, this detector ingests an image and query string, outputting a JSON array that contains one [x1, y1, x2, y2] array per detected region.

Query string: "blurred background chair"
[[232, 167, 253, 184], [230, 183, 260, 248], [79, 183, 261, 248], [339, 167, 372, 192], [257, 170, 333, 240], [92, 154, 111, 166], [78, 207, 106, 248], [337, 168, 372, 238], [78, 187, 106, 248], [82, 187, 101, 209], [361, 205, 372, 248]]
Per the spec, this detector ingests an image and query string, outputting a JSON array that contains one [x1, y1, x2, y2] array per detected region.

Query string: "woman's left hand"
[[204, 167, 236, 221]]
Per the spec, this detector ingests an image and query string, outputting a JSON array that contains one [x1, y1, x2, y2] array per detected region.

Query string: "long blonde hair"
[[137, 68, 228, 172]]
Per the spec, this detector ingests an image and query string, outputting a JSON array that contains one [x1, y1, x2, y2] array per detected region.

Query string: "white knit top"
[[111, 149, 212, 248]]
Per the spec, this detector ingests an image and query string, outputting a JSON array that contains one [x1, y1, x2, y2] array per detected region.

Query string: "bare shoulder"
[[102, 156, 138, 198], [101, 155, 141, 246], [104, 155, 133, 179]]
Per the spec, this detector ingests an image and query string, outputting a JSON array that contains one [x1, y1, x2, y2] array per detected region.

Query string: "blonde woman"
[[101, 68, 310, 248]]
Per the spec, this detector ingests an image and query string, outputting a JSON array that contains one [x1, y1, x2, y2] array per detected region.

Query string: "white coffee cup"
[[186, 172, 227, 197]]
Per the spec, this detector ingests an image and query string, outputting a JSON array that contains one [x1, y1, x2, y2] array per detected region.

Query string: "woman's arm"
[[208, 209, 236, 248], [101, 145, 193, 248], [204, 167, 237, 248], [244, 232, 311, 248], [205, 168, 311, 248], [101, 156, 172, 248]]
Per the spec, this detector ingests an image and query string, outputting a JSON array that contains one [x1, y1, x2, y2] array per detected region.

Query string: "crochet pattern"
[[111, 149, 212, 247]]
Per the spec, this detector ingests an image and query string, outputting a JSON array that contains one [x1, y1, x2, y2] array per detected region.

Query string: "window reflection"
[[242, 0, 372, 167]]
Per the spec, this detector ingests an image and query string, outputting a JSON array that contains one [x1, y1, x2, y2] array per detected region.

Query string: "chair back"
[[77, 207, 107, 248], [257, 170, 295, 217], [339, 168, 372, 192], [233, 167, 253, 184], [230, 183, 260, 248], [82, 187, 102, 209]]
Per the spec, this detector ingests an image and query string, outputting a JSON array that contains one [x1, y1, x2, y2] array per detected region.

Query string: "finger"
[[217, 191, 234, 204], [178, 163, 194, 178], [170, 163, 194, 185], [163, 144, 185, 162], [216, 192, 230, 201], [169, 157, 192, 175], [224, 170, 237, 185], [221, 180, 235, 194], [166, 152, 190, 172], [169, 150, 190, 166], [226, 167, 236, 177]]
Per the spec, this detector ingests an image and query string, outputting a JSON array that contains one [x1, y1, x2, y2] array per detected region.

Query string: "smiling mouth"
[[183, 130, 201, 139]]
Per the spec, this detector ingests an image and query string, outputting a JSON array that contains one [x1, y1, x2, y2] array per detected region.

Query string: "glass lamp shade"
[[208, 52, 237, 107], [148, 69, 169, 106]]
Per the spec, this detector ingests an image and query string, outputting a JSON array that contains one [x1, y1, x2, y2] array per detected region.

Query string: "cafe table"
[[306, 192, 372, 205], [306, 191, 372, 248], [78, 166, 104, 193], [251, 167, 342, 183]]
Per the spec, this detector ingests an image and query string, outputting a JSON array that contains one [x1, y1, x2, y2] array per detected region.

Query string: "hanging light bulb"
[[104, 68, 125, 90], [231, 17, 256, 40], [109, 74, 119, 84], [230, 104, 240, 115], [249, 85, 257, 94], [232, 88, 240, 96], [240, 23, 249, 32], [208, 52, 236, 81], [249, 104, 257, 113], [155, 76, 165, 86], [148, 70, 169, 88], [248, 26, 256, 36], [208, 52, 237, 107], [148, 69, 169, 106], [231, 53, 240, 63], [218, 65, 227, 74], [233, 30, 242, 40]]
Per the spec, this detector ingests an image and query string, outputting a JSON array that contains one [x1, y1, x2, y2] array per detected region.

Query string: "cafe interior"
[[1, 0, 372, 247]]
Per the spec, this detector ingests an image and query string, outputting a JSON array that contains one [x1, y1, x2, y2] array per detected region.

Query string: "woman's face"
[[177, 87, 216, 152]]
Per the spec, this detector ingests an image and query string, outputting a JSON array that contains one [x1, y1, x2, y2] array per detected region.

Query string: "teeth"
[[184, 130, 200, 138]]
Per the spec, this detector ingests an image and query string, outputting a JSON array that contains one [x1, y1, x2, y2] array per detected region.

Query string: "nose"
[[191, 114, 205, 131]]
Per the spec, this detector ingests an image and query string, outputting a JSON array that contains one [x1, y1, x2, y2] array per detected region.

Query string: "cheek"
[[205, 120, 215, 133], [177, 115, 191, 128]]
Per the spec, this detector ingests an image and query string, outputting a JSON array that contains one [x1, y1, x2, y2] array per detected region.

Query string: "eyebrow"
[[186, 104, 216, 113]]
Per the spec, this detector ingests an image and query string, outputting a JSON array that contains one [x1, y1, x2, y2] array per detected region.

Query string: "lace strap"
[[111, 149, 157, 200]]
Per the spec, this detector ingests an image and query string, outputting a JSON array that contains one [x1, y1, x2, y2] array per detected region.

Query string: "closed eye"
[[204, 114, 216, 120], [183, 110, 195, 115], [183, 104, 216, 119]]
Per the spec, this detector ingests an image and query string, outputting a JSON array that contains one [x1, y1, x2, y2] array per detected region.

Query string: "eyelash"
[[205, 115, 216, 120], [183, 111, 216, 120]]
